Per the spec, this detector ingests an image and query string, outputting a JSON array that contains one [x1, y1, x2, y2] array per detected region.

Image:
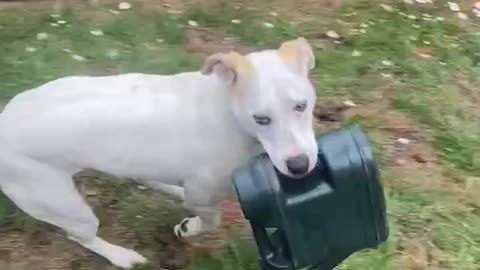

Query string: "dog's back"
[[0, 72, 256, 180]]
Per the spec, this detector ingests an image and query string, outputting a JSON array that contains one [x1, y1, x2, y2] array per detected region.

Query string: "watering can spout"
[[234, 125, 389, 270]]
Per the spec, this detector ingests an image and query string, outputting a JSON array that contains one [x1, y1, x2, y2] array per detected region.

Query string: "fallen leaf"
[[118, 2, 131, 10], [380, 4, 393, 12], [84, 187, 97, 196], [188, 20, 198, 27], [382, 60, 394, 66], [106, 49, 119, 59], [465, 177, 480, 190], [343, 100, 357, 107], [417, 52, 432, 59], [36, 32, 48, 40], [263, 22, 275, 28], [71, 54, 86, 62], [397, 137, 411, 145], [352, 50, 362, 57], [326, 30, 340, 39], [167, 10, 184, 14], [396, 159, 407, 166], [415, 47, 433, 59], [137, 185, 149, 190], [90, 29, 104, 36], [457, 12, 468, 20], [474, 9, 480, 17], [448, 2, 460, 12]]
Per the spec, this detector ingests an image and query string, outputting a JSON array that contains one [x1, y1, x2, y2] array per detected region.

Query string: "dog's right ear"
[[201, 52, 253, 86], [278, 37, 315, 77]]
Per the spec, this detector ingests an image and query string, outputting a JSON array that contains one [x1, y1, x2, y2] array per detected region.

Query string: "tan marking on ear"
[[201, 51, 254, 100], [277, 37, 315, 74], [277, 37, 308, 65], [201, 51, 254, 78], [227, 51, 255, 76], [222, 52, 253, 99]]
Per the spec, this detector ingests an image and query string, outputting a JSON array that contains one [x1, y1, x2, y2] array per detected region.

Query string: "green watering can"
[[233, 125, 388, 270]]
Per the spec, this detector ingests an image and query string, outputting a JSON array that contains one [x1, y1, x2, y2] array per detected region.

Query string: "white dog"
[[0, 38, 318, 269]]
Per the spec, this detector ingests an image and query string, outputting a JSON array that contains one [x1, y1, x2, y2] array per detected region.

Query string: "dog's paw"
[[107, 246, 148, 269], [174, 216, 202, 238]]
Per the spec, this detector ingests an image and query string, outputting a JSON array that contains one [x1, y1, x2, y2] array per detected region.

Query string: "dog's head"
[[201, 38, 318, 178]]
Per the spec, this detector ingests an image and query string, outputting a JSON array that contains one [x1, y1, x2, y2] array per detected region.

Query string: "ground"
[[0, 0, 480, 269]]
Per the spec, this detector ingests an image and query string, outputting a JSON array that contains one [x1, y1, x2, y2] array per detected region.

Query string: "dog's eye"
[[253, 115, 271, 125], [294, 102, 307, 112]]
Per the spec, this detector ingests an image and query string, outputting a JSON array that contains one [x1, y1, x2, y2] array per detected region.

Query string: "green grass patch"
[[0, 6, 199, 99], [1, 0, 480, 269]]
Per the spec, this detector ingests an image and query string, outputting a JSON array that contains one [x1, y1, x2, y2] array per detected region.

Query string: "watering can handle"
[[251, 223, 289, 270]]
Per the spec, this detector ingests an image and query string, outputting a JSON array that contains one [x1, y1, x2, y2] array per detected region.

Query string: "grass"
[[1, 0, 480, 269]]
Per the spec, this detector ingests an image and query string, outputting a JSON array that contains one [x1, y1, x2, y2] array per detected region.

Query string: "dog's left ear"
[[278, 37, 315, 77], [201, 52, 253, 86]]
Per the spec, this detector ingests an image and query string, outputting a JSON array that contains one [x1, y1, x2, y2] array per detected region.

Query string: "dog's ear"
[[201, 52, 253, 86], [277, 37, 315, 77]]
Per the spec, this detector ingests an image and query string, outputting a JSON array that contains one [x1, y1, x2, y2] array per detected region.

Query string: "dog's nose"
[[286, 154, 309, 176]]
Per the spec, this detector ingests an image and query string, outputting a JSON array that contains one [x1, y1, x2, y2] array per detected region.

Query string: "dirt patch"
[[190, 0, 342, 20], [397, 236, 449, 270], [312, 101, 354, 133], [187, 196, 249, 253], [313, 102, 351, 122], [0, 172, 250, 270], [449, 73, 480, 116], [342, 102, 480, 214], [184, 28, 258, 56], [313, 102, 350, 123], [361, 108, 438, 162]]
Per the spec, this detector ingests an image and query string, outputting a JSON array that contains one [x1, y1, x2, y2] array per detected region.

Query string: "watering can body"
[[233, 125, 388, 270]]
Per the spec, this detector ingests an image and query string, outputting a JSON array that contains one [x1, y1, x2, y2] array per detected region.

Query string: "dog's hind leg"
[[0, 155, 147, 269]]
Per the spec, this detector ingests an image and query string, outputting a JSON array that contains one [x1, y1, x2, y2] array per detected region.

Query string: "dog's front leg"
[[173, 178, 224, 238]]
